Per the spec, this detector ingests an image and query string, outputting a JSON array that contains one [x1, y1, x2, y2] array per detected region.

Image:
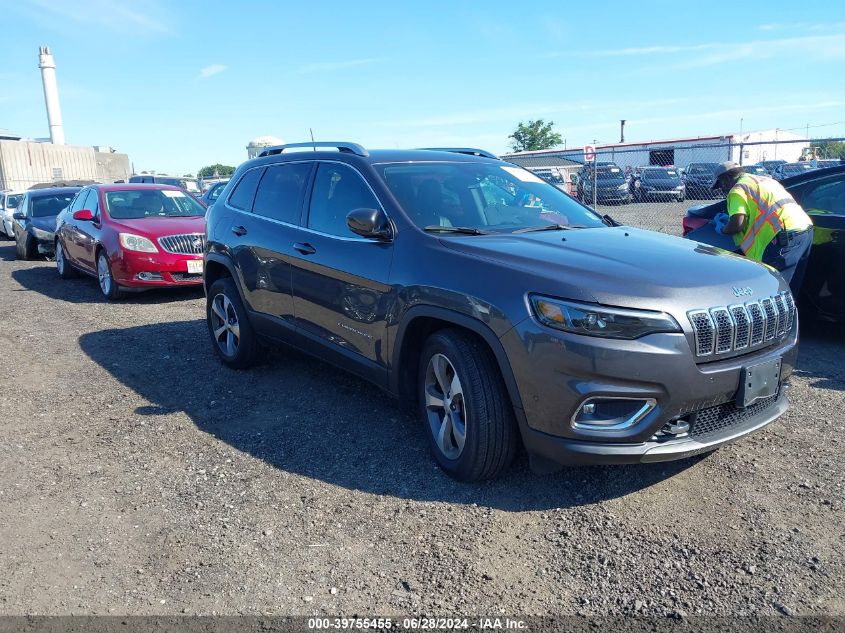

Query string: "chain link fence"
[[505, 137, 845, 237]]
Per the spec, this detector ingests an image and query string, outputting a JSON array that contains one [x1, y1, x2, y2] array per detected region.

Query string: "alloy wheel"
[[210, 292, 240, 357], [97, 254, 112, 296], [423, 353, 467, 460]]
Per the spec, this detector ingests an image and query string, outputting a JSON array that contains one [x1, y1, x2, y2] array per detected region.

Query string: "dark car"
[[630, 166, 685, 202], [201, 180, 229, 206], [770, 162, 815, 181], [683, 165, 845, 322], [683, 162, 722, 199], [129, 174, 201, 195], [575, 163, 631, 204], [12, 187, 81, 260], [55, 184, 206, 299], [204, 141, 798, 481]]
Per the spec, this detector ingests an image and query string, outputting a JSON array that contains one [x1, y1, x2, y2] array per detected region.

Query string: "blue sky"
[[1, 0, 844, 175]]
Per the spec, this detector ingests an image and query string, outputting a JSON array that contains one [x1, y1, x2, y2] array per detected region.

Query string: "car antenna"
[[310, 128, 316, 151]]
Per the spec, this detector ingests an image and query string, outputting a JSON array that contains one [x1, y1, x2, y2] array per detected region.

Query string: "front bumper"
[[501, 318, 798, 465], [110, 250, 203, 287]]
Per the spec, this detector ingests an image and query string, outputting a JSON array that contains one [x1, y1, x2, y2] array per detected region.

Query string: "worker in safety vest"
[[712, 161, 813, 294]]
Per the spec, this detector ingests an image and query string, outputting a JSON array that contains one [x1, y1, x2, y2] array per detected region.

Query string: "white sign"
[[583, 144, 596, 162]]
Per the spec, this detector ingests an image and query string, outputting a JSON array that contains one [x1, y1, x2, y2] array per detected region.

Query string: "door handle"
[[293, 242, 316, 255], [231, 225, 248, 237]]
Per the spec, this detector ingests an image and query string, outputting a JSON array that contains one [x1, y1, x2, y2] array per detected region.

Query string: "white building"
[[246, 135, 285, 159]]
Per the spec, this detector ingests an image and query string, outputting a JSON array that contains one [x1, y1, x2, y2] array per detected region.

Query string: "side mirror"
[[347, 208, 393, 240], [12, 212, 25, 220], [73, 209, 95, 221]]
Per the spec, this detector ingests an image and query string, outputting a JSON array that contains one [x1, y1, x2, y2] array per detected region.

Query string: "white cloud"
[[295, 58, 380, 74], [20, 0, 173, 35], [198, 64, 227, 80]]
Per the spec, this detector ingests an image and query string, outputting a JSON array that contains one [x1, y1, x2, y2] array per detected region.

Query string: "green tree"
[[509, 119, 563, 152], [810, 140, 845, 160], [198, 164, 236, 178]]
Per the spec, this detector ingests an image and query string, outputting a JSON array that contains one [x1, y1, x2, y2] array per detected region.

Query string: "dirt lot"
[[0, 233, 843, 618]]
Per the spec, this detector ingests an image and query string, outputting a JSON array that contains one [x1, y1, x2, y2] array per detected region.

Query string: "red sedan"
[[55, 184, 206, 299]]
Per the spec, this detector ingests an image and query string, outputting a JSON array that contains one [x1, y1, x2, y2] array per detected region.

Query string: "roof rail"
[[419, 147, 499, 160], [258, 142, 369, 158]]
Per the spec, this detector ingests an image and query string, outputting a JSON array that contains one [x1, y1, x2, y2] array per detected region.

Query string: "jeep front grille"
[[688, 291, 795, 359], [158, 233, 205, 255]]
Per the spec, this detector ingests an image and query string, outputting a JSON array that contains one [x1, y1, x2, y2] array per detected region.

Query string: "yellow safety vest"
[[727, 174, 812, 262]]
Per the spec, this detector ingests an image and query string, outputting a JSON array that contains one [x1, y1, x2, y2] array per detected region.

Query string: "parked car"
[[12, 187, 80, 260], [683, 162, 722, 199], [682, 165, 845, 323], [575, 163, 631, 204], [128, 174, 201, 195], [754, 160, 787, 174], [1, 190, 24, 239], [54, 184, 206, 299], [201, 180, 229, 206], [204, 142, 798, 481], [630, 166, 685, 202], [770, 162, 815, 181]]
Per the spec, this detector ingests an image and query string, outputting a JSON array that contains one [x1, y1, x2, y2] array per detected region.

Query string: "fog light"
[[136, 272, 164, 281], [572, 397, 656, 431]]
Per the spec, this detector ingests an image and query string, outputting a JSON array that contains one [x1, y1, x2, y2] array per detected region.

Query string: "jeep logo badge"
[[732, 286, 753, 297]]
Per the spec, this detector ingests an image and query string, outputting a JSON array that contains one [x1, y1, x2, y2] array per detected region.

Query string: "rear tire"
[[207, 277, 259, 369], [56, 241, 78, 279], [417, 329, 518, 481]]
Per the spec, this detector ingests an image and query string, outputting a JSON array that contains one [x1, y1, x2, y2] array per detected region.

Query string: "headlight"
[[529, 295, 681, 339], [119, 233, 158, 253], [31, 227, 52, 240]]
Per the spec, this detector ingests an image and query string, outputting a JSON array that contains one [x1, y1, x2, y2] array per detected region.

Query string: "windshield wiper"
[[423, 225, 489, 235], [513, 223, 589, 233]]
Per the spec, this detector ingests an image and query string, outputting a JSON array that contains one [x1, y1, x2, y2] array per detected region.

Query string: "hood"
[[31, 215, 58, 233], [440, 226, 784, 311], [109, 215, 205, 237]]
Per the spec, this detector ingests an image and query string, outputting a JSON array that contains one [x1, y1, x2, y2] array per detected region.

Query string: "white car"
[[1, 190, 25, 239]]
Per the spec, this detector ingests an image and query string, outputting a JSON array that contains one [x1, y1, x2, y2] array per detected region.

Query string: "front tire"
[[418, 329, 518, 481], [56, 241, 78, 279], [207, 277, 259, 368], [97, 251, 122, 299], [16, 234, 34, 260]]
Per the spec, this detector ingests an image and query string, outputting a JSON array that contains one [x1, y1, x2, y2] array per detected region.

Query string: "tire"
[[56, 241, 78, 279], [96, 251, 122, 299], [417, 329, 518, 481], [677, 193, 686, 202], [206, 277, 259, 369], [16, 234, 33, 260]]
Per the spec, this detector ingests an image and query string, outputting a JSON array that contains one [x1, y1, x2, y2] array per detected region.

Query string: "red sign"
[[583, 144, 596, 161]]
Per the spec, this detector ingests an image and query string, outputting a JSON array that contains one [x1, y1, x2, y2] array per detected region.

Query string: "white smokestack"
[[38, 45, 65, 145]]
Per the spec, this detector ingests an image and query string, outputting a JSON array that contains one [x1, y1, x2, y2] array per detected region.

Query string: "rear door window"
[[253, 163, 311, 224], [228, 168, 264, 211]]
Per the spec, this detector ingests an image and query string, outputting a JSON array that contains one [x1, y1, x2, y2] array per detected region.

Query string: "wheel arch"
[[391, 306, 524, 411]]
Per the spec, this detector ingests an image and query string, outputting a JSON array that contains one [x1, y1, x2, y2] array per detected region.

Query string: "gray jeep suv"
[[203, 142, 798, 481]]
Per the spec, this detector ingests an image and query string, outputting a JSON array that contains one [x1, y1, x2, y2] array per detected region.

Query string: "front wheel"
[[97, 251, 122, 299], [418, 329, 518, 481], [206, 277, 259, 368], [56, 241, 78, 279]]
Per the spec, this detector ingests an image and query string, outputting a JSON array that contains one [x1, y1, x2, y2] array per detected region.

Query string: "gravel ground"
[[0, 228, 843, 618]]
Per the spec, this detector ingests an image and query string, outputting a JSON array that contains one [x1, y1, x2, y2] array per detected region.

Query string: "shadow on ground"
[[11, 260, 204, 305], [79, 318, 704, 511]]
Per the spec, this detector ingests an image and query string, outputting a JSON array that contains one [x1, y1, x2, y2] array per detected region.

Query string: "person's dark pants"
[[761, 227, 814, 295]]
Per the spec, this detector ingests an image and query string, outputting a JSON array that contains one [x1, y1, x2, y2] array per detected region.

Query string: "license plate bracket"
[[737, 357, 781, 408]]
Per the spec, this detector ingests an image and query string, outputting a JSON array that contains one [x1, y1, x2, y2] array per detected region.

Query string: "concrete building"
[[503, 129, 809, 170], [0, 139, 130, 190], [247, 135, 284, 159]]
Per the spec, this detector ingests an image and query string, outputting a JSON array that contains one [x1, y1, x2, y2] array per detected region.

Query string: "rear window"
[[104, 189, 205, 219], [30, 193, 75, 217]]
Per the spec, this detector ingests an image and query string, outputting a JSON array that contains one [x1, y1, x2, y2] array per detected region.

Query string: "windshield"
[[4, 194, 23, 209], [593, 166, 625, 181], [642, 169, 679, 180], [104, 189, 206, 219], [687, 164, 718, 175], [30, 193, 75, 217], [377, 162, 606, 232]]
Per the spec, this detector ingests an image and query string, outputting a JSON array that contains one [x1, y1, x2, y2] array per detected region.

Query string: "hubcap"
[[210, 293, 240, 357], [424, 353, 467, 460], [97, 255, 111, 295]]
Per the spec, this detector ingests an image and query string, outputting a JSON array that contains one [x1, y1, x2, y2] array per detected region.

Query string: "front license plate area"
[[187, 260, 203, 274], [737, 357, 781, 408]]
